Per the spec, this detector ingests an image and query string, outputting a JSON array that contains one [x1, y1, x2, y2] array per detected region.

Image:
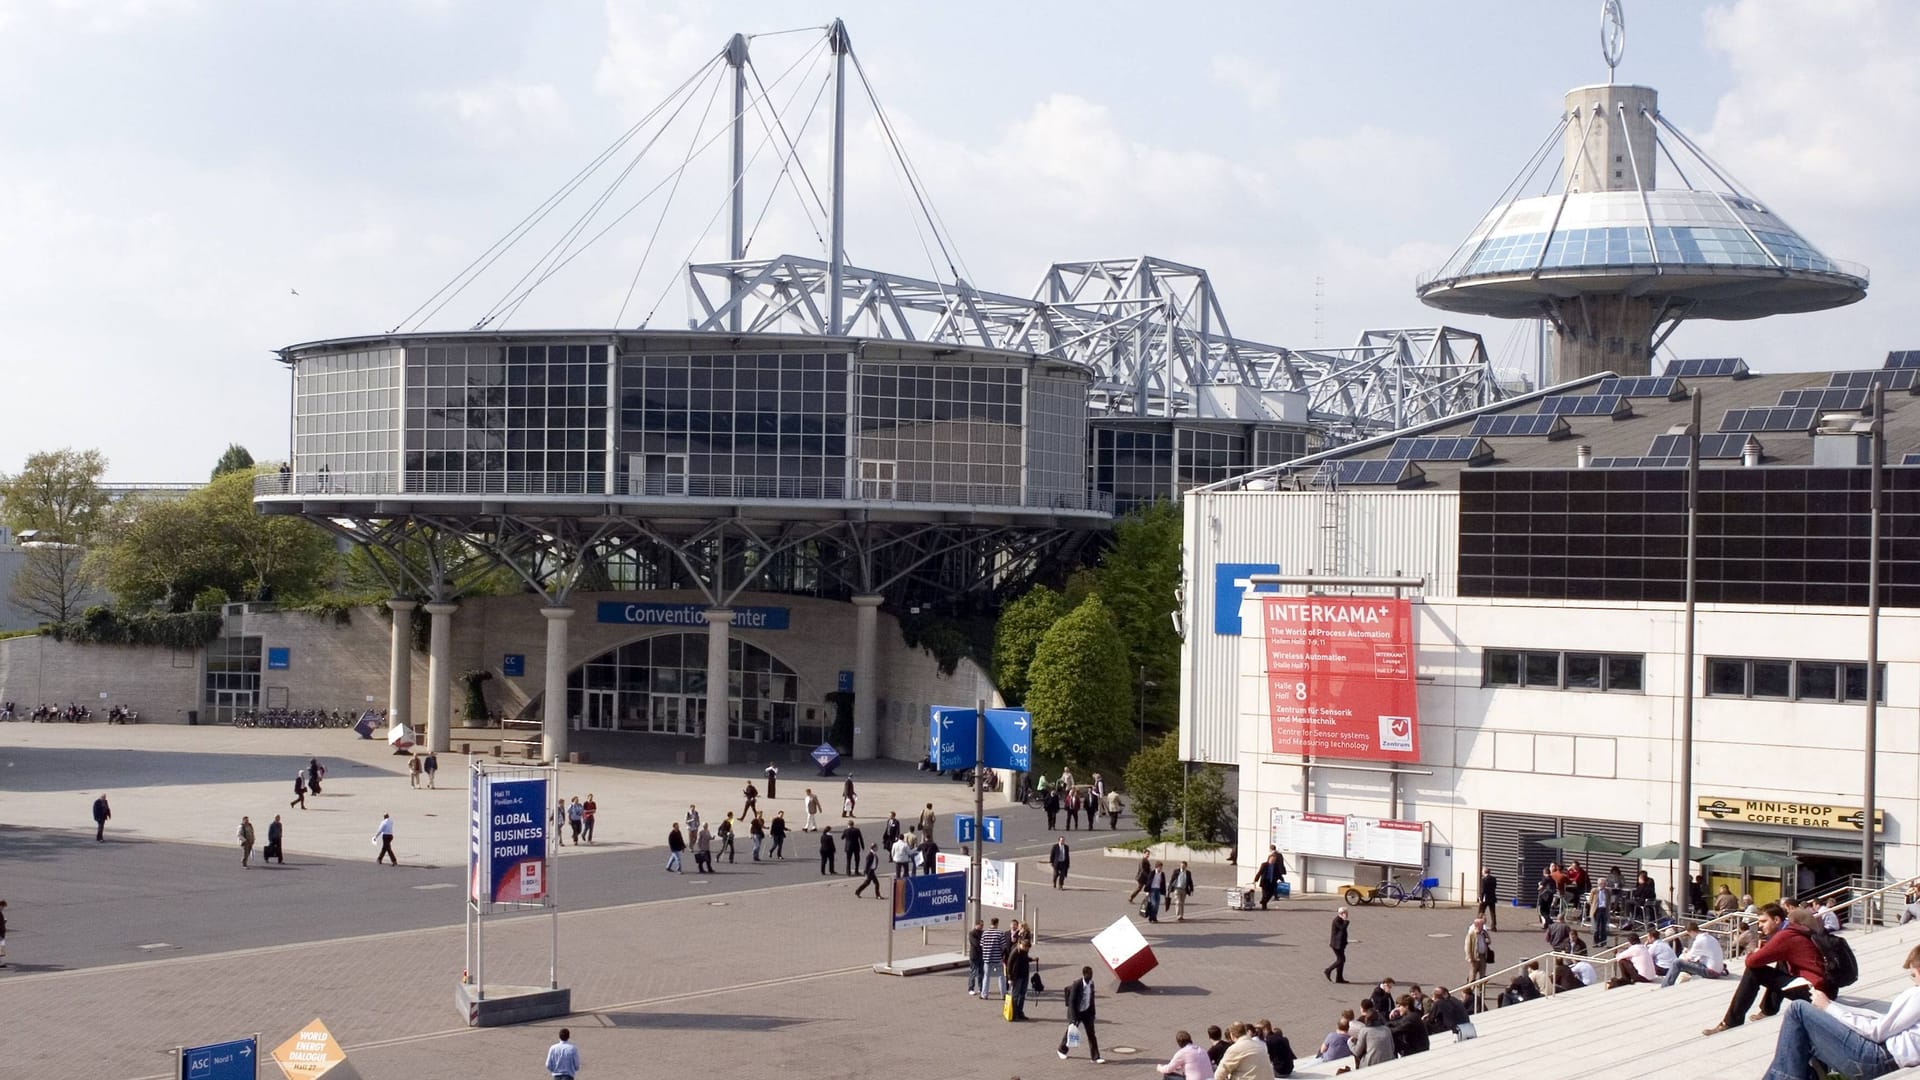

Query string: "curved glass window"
[[567, 633, 806, 743]]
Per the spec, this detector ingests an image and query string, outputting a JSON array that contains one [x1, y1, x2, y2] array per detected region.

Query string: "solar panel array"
[[1776, 387, 1872, 412], [1469, 413, 1570, 438], [1902, 453, 1920, 466], [1886, 350, 1920, 370], [1317, 458, 1423, 486], [1665, 357, 1750, 378], [1386, 436, 1491, 462], [1586, 456, 1676, 469], [1829, 369, 1918, 392], [1648, 433, 1758, 460], [1537, 394, 1630, 417], [1596, 376, 1685, 399], [1720, 406, 1818, 433]]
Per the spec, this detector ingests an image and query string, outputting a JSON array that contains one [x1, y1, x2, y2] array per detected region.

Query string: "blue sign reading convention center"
[[595, 602, 790, 631]]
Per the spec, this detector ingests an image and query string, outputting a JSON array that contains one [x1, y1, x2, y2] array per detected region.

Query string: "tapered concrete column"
[[701, 608, 732, 766], [423, 601, 458, 754], [851, 595, 882, 759], [541, 606, 575, 764], [385, 599, 415, 735]]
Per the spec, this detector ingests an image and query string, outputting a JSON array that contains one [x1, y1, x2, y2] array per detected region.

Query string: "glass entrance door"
[[583, 689, 617, 730], [648, 694, 682, 734], [685, 696, 707, 737]]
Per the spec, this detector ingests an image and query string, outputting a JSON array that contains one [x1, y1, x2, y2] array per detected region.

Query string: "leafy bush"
[[54, 606, 223, 649], [1123, 736, 1184, 839]]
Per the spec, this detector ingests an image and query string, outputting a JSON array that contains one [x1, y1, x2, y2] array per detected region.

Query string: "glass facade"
[[1027, 372, 1087, 508], [567, 633, 805, 742], [1093, 426, 1173, 512], [856, 362, 1023, 503], [403, 341, 610, 494], [1459, 467, 1920, 607], [204, 635, 262, 722], [292, 347, 401, 494], [619, 351, 847, 498], [1177, 427, 1246, 490]]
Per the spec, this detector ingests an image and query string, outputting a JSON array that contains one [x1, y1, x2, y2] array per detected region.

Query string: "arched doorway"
[[567, 634, 802, 743]]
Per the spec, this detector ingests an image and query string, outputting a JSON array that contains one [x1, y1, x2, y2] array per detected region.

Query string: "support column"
[[423, 601, 458, 754], [851, 595, 882, 759], [701, 608, 733, 766], [385, 599, 415, 735], [541, 606, 575, 764]]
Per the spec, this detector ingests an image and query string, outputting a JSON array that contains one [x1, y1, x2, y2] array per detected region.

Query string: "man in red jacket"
[[1703, 902, 1829, 1036]]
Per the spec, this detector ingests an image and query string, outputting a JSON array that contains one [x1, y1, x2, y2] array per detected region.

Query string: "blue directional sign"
[[982, 709, 1033, 772], [982, 815, 1003, 844], [955, 813, 976, 844], [928, 706, 978, 770], [182, 1036, 257, 1080]]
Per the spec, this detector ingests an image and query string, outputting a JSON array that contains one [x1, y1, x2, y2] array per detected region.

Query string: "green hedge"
[[51, 607, 224, 649]]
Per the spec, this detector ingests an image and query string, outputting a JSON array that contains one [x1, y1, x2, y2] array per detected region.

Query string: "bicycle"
[[1343, 873, 1439, 908]]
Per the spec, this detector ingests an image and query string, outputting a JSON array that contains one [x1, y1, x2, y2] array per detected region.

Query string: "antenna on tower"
[[1313, 274, 1325, 345]]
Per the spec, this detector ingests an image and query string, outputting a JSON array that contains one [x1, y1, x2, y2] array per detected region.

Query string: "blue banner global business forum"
[[596, 602, 789, 630]]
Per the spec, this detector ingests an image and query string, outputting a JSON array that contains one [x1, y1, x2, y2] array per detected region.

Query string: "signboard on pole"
[[1270, 809, 1347, 860], [982, 816, 1002, 844], [181, 1037, 256, 1080], [469, 774, 548, 904], [954, 814, 975, 844], [892, 871, 967, 929], [1345, 816, 1425, 867], [1262, 596, 1420, 762], [928, 707, 978, 770], [981, 709, 1033, 772], [935, 854, 1017, 909]]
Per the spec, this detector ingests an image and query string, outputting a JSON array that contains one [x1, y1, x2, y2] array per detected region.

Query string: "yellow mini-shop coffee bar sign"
[[1697, 796, 1885, 833]]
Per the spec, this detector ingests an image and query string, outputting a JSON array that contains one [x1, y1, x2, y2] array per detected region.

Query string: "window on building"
[[1709, 657, 1885, 703], [1484, 649, 1644, 692]]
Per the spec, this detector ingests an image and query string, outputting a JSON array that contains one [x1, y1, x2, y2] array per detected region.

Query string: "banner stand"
[[459, 759, 570, 1025], [874, 872, 970, 976]]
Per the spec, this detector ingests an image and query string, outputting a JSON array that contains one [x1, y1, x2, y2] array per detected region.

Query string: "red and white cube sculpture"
[[1091, 915, 1158, 983]]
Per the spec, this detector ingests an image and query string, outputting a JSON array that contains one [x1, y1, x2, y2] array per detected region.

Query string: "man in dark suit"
[[1057, 965, 1103, 1063], [1049, 836, 1071, 890], [1325, 906, 1351, 982], [1477, 868, 1499, 930], [92, 794, 111, 842]]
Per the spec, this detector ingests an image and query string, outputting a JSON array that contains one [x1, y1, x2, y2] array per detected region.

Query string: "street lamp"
[[1136, 665, 1158, 749]]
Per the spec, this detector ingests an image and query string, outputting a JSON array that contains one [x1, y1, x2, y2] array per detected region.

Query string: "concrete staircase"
[[1291, 921, 1920, 1080]]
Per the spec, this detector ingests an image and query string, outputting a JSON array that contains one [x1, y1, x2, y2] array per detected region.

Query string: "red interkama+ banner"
[[1262, 596, 1419, 762]]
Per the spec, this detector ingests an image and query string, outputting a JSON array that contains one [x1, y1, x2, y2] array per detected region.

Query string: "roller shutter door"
[[1479, 812, 1643, 903]]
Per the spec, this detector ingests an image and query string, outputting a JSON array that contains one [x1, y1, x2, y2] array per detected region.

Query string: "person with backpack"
[[1702, 902, 1833, 1037], [1760, 943, 1920, 1080]]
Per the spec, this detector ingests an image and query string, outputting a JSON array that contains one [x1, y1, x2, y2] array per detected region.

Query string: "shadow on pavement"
[[598, 1011, 815, 1031], [0, 745, 367, 792]]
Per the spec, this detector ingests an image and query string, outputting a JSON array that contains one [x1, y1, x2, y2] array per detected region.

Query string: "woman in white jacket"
[[1763, 945, 1920, 1080]]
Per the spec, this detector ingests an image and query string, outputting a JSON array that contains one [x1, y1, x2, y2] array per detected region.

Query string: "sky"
[[2, 0, 1916, 481]]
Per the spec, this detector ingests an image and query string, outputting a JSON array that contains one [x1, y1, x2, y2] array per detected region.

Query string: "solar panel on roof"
[[1777, 387, 1871, 412], [1537, 394, 1630, 417], [1318, 458, 1422, 487], [1885, 350, 1920, 370], [1721, 406, 1817, 433], [1665, 357, 1750, 379], [1468, 413, 1570, 438], [1828, 369, 1919, 392], [1385, 436, 1490, 462], [1649, 432, 1759, 460], [1596, 376, 1684, 399], [1586, 455, 1688, 469], [1901, 453, 1920, 466]]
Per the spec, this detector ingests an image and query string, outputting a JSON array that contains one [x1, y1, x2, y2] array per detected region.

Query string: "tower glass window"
[[404, 342, 609, 494]]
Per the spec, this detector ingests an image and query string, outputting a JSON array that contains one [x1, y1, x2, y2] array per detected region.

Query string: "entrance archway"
[[567, 634, 804, 743]]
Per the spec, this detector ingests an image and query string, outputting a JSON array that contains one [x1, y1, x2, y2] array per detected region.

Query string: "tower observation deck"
[[1417, 8, 1866, 382]]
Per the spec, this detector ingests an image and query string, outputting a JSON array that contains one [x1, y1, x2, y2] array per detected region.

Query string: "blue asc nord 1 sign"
[[181, 1036, 256, 1080], [596, 602, 790, 630], [469, 776, 549, 904], [893, 870, 968, 929]]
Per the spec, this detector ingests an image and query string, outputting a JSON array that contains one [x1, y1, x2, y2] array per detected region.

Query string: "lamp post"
[[1136, 665, 1158, 749]]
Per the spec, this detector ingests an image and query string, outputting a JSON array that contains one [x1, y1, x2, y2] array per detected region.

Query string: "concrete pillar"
[[701, 608, 732, 766], [541, 606, 575, 764], [1562, 84, 1657, 194], [851, 595, 882, 759], [423, 601, 458, 754], [385, 599, 415, 735]]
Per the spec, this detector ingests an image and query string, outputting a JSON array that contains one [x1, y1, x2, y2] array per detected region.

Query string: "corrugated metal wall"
[[1180, 490, 1460, 763]]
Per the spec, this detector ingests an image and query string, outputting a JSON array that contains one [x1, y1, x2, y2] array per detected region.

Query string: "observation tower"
[[1417, 2, 1867, 382]]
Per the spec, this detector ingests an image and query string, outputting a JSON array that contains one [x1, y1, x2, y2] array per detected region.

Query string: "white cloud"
[[594, 1, 724, 119], [420, 80, 570, 147], [47, 0, 201, 32], [1290, 126, 1450, 207], [1210, 54, 1281, 111]]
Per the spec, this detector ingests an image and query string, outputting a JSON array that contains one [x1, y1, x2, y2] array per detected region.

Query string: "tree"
[[1179, 764, 1230, 844], [1122, 735, 1184, 839], [992, 585, 1064, 705], [211, 444, 255, 479], [0, 448, 109, 542], [9, 543, 98, 625], [198, 469, 338, 603], [1093, 501, 1183, 742], [1025, 593, 1133, 769]]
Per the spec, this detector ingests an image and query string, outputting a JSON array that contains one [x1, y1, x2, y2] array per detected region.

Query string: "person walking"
[[1049, 836, 1071, 889], [291, 771, 306, 810], [1169, 860, 1195, 922], [694, 822, 714, 873], [306, 758, 325, 795], [544, 1028, 581, 1079], [91, 793, 111, 842], [1325, 906, 1351, 982], [1062, 786, 1078, 832], [818, 825, 837, 875], [803, 790, 821, 831], [567, 798, 584, 844], [1005, 940, 1032, 1020], [1104, 789, 1123, 830], [1477, 868, 1499, 931], [554, 797, 568, 847], [842, 820, 865, 877], [1144, 861, 1168, 923], [881, 811, 901, 849], [666, 823, 686, 872], [237, 816, 255, 867], [769, 811, 788, 858], [918, 833, 940, 876], [373, 813, 397, 865], [763, 762, 778, 800], [741, 780, 758, 819], [1466, 916, 1495, 984], [749, 812, 766, 861], [581, 795, 597, 844], [1058, 966, 1104, 1063], [0, 898, 8, 968], [408, 755, 422, 788], [266, 815, 285, 864], [1128, 854, 1153, 902], [917, 802, 937, 840], [891, 835, 913, 880], [855, 842, 882, 898], [718, 813, 736, 863], [841, 776, 857, 818], [685, 804, 701, 835], [1043, 785, 1060, 831], [423, 751, 438, 789]]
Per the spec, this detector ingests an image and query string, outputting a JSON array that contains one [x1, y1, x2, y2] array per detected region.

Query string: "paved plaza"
[[2, 724, 1509, 1078]]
